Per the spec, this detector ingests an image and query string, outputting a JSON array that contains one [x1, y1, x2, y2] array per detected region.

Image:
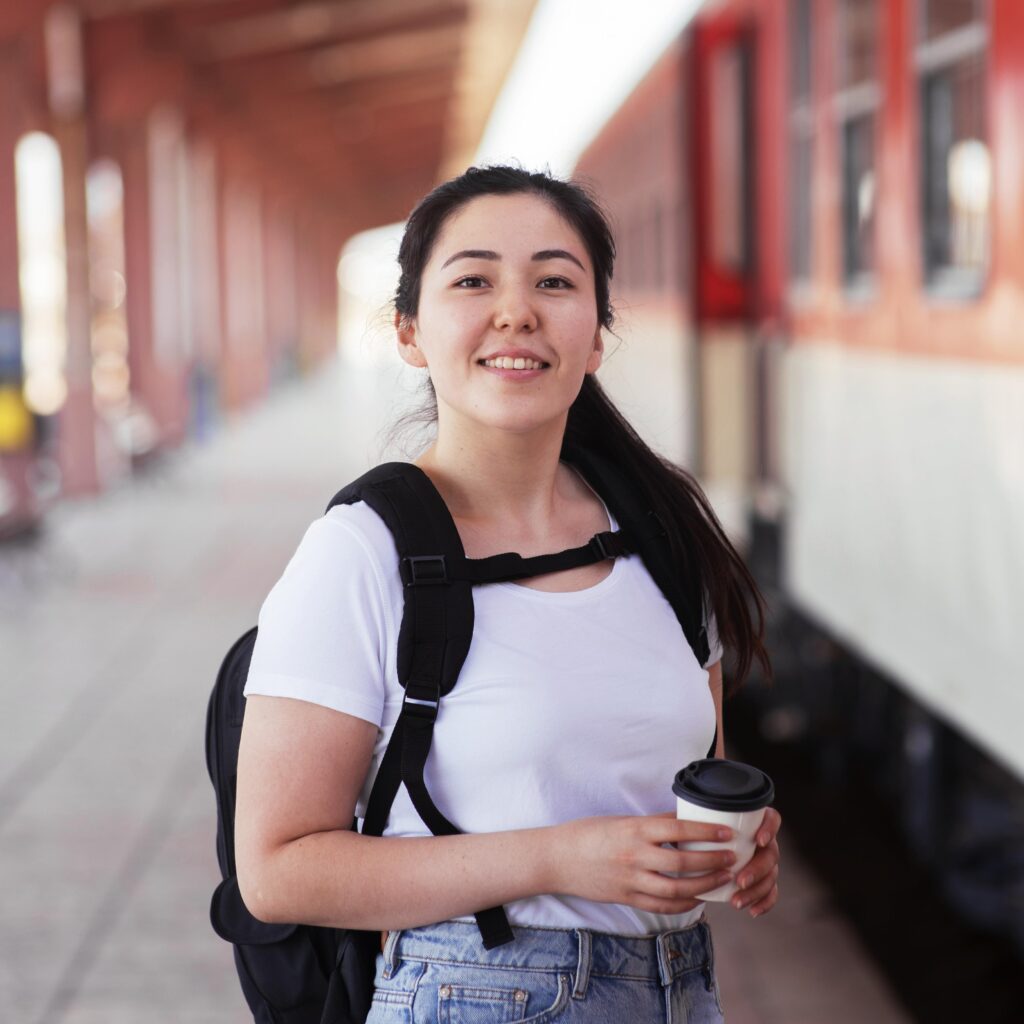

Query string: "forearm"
[[243, 825, 559, 930]]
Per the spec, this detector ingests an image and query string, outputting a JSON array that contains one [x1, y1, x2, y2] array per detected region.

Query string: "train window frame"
[[834, 0, 882, 300], [788, 0, 814, 291], [914, 1, 990, 302]]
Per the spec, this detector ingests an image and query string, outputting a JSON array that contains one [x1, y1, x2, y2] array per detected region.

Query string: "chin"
[[471, 406, 569, 436]]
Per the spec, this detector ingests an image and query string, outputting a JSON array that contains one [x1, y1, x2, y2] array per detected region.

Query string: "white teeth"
[[482, 356, 545, 370]]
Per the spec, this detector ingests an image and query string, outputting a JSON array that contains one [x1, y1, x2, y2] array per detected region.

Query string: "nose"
[[493, 286, 537, 333]]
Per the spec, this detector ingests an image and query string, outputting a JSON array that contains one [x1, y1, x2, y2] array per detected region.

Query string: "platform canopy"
[[0, 0, 536, 232]]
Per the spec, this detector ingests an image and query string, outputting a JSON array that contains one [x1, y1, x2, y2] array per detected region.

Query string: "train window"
[[921, 0, 981, 40], [790, 0, 812, 103], [708, 44, 750, 274], [789, 0, 814, 282], [916, 0, 989, 295], [836, 0, 880, 286]]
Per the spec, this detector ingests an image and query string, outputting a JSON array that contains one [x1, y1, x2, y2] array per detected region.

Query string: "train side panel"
[[781, 0, 1024, 779], [574, 38, 698, 473]]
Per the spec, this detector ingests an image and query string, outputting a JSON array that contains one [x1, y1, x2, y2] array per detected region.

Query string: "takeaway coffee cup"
[[672, 758, 775, 902]]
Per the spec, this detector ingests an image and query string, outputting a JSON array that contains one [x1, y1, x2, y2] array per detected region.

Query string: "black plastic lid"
[[672, 758, 774, 812]]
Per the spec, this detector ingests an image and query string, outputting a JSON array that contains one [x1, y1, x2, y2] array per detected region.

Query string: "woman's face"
[[397, 192, 604, 438]]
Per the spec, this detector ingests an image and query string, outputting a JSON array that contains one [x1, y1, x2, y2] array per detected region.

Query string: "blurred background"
[[1, 1, 1022, 1022]]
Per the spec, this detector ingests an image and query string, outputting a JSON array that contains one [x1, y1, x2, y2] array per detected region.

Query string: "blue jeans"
[[364, 917, 725, 1023]]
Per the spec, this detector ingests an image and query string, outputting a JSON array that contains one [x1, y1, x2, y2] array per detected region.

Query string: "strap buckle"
[[400, 555, 448, 586], [589, 533, 610, 560], [401, 691, 440, 722]]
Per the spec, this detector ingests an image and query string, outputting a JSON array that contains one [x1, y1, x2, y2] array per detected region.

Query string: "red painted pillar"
[[263, 192, 299, 383], [47, 5, 100, 495], [53, 113, 101, 495], [118, 110, 190, 454], [118, 126, 156, 456], [0, 42, 40, 534], [185, 134, 221, 438], [216, 134, 270, 412]]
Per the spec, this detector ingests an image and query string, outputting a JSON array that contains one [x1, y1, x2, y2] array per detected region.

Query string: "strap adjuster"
[[589, 533, 611, 560], [402, 692, 439, 722], [400, 555, 448, 586]]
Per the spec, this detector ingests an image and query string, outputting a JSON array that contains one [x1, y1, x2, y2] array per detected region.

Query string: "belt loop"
[[656, 932, 674, 987], [701, 919, 716, 994], [572, 929, 592, 999], [382, 928, 402, 979]]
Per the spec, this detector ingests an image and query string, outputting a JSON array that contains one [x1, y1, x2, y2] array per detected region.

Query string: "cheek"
[[553, 306, 600, 356]]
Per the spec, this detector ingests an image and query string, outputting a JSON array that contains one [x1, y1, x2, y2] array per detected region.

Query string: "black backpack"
[[205, 450, 716, 1024]]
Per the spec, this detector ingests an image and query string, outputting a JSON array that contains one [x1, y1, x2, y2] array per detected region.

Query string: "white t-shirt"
[[244, 491, 724, 935]]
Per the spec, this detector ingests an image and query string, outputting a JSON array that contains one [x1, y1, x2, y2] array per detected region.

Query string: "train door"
[[690, 12, 758, 539]]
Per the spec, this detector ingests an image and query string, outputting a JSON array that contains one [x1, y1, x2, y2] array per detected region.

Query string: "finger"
[[645, 845, 736, 876], [643, 869, 734, 903], [747, 884, 780, 918], [625, 892, 703, 916], [756, 808, 782, 848], [732, 866, 779, 910], [666, 819, 735, 843], [734, 842, 779, 890], [645, 814, 735, 843]]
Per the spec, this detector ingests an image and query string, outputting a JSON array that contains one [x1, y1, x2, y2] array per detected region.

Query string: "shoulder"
[[268, 500, 400, 610], [321, 499, 400, 570]]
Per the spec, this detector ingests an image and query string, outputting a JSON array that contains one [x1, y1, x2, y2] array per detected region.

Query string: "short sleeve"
[[242, 514, 392, 725], [702, 607, 724, 668]]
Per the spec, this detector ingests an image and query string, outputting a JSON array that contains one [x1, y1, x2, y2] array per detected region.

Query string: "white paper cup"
[[672, 759, 775, 902]]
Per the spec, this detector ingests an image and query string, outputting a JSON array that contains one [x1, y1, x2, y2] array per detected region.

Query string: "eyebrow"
[[440, 248, 585, 271]]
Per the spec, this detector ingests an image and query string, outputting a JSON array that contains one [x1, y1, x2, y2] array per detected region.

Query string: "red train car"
[[575, 0, 1024, 1010]]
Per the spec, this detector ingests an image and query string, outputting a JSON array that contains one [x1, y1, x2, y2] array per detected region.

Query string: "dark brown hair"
[[394, 165, 769, 692]]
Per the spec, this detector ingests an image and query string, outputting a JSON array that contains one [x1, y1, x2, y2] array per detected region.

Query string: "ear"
[[395, 311, 428, 369], [585, 327, 604, 374]]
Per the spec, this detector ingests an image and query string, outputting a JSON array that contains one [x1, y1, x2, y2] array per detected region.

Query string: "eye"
[[538, 276, 574, 289], [453, 275, 488, 288]]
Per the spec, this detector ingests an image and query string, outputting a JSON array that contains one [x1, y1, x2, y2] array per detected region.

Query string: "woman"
[[236, 165, 781, 1023]]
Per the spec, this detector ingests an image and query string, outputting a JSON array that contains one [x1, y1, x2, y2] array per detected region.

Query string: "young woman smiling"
[[235, 166, 781, 1023]]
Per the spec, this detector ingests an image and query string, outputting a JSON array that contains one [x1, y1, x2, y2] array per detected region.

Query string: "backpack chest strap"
[[399, 529, 633, 587]]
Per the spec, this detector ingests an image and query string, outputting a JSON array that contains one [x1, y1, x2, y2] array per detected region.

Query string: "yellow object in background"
[[0, 385, 34, 451]]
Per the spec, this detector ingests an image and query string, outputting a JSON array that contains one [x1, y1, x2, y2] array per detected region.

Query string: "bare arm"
[[235, 695, 738, 930]]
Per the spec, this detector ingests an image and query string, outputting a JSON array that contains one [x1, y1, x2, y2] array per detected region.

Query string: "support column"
[[48, 5, 99, 495], [119, 125, 159, 456], [53, 112, 100, 495], [0, 43, 40, 534]]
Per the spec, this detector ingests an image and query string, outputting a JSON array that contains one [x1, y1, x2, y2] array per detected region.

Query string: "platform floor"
[[0, 357, 911, 1023]]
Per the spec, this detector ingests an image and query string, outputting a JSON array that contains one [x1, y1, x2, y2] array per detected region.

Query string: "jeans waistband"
[[383, 916, 714, 990]]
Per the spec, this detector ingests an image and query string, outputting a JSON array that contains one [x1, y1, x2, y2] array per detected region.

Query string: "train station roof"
[[0, 0, 537, 232]]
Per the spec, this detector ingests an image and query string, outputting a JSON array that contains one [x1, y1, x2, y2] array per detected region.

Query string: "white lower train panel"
[[782, 343, 1024, 781]]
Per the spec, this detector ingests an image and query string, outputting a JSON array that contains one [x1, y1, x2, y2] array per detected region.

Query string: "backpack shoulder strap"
[[564, 447, 719, 759], [327, 463, 514, 948]]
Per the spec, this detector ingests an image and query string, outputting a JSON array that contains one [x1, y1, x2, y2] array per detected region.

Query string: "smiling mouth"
[[478, 357, 550, 370]]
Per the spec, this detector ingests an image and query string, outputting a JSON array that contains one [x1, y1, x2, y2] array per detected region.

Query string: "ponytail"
[[564, 375, 770, 694]]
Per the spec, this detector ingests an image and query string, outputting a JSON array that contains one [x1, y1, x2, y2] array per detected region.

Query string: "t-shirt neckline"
[[495, 463, 625, 600]]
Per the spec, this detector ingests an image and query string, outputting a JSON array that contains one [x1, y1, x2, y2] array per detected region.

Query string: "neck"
[[416, 416, 569, 528]]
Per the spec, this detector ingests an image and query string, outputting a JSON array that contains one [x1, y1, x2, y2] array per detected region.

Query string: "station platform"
[[0, 357, 910, 1023]]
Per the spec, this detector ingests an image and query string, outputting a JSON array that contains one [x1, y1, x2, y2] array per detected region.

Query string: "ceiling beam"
[[187, 0, 465, 61]]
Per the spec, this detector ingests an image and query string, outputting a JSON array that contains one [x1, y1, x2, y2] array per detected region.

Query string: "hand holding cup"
[[673, 759, 776, 904]]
